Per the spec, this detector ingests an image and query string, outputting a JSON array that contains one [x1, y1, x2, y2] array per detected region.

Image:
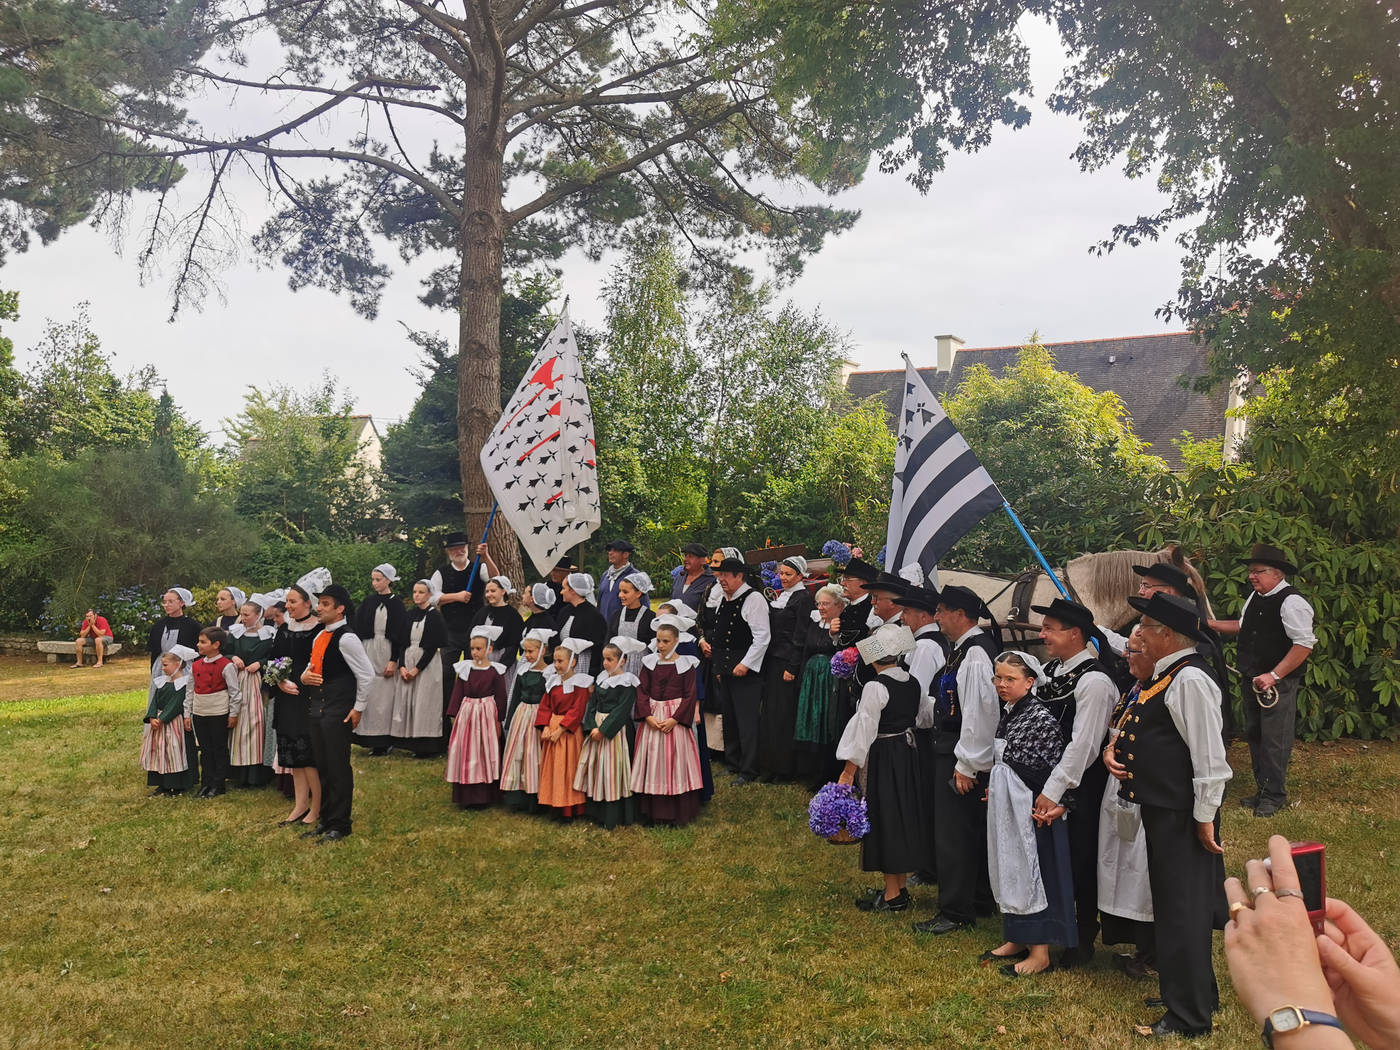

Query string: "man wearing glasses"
[[1208, 544, 1315, 818]]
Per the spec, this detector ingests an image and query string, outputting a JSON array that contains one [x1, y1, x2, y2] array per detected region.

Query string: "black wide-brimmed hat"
[[553, 555, 575, 572], [1032, 597, 1095, 633], [1127, 592, 1209, 643], [938, 584, 990, 620], [442, 531, 471, 548], [1238, 543, 1298, 576], [1133, 562, 1198, 600], [680, 542, 708, 558], [863, 572, 909, 597], [841, 557, 880, 582], [893, 590, 939, 615], [715, 557, 748, 575]]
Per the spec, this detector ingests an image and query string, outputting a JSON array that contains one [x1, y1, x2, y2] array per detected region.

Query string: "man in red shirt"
[[75, 609, 114, 668]]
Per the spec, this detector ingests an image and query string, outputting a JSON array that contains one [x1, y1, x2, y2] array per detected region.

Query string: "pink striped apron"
[[630, 698, 702, 796], [500, 702, 541, 793], [445, 696, 501, 785]]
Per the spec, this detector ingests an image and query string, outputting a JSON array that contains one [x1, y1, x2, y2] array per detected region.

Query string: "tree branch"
[[179, 66, 461, 123]]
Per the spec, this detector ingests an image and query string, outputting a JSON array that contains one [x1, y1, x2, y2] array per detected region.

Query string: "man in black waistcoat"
[[704, 557, 771, 784], [301, 584, 374, 842], [1110, 593, 1230, 1038], [1030, 597, 1119, 967], [432, 531, 491, 712], [913, 584, 1000, 935], [1208, 544, 1315, 818]]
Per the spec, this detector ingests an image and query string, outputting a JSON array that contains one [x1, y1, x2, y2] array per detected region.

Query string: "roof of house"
[[844, 331, 1230, 469]]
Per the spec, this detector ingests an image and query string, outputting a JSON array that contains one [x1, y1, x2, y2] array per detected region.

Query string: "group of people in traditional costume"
[[825, 541, 1315, 1042]]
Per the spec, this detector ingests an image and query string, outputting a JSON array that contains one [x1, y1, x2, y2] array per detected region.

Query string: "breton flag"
[[479, 312, 602, 576], [885, 355, 1003, 576]]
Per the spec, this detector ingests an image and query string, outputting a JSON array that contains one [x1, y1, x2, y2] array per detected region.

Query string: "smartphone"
[[1290, 841, 1327, 934]]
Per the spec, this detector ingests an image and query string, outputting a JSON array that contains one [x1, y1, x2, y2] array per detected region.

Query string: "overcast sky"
[[2, 16, 1187, 444]]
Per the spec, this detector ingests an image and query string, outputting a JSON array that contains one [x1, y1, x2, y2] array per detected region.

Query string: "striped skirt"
[[500, 702, 541, 793], [445, 696, 501, 786], [538, 716, 585, 811], [630, 698, 703, 796], [574, 712, 632, 802], [228, 669, 267, 767], [141, 719, 189, 774]]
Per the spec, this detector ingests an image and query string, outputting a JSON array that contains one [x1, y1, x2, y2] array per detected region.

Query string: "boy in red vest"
[[191, 626, 242, 798]]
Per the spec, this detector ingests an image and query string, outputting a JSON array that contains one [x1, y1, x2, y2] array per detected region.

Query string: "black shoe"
[[907, 871, 937, 887], [868, 890, 910, 913], [1115, 953, 1158, 980], [1144, 997, 1165, 1008], [1238, 794, 1258, 810], [208, 786, 226, 797], [197, 786, 214, 798], [912, 915, 972, 935], [979, 948, 1029, 966], [1001, 961, 1055, 978], [369, 747, 390, 756], [854, 887, 884, 909], [1058, 945, 1095, 970], [1133, 1019, 1209, 1039], [149, 787, 170, 797], [300, 825, 327, 839], [319, 829, 350, 842], [278, 810, 310, 826], [731, 774, 757, 785], [1254, 799, 1284, 818]]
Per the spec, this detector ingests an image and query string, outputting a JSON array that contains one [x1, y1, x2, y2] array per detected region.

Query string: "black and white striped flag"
[[885, 356, 1003, 575]]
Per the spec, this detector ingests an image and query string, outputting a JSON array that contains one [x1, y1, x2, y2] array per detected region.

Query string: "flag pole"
[[1001, 500, 1071, 600], [466, 500, 500, 593]]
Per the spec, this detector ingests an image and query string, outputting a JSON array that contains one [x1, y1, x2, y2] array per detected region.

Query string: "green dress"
[[577, 675, 639, 829], [143, 678, 198, 793], [501, 666, 548, 811]]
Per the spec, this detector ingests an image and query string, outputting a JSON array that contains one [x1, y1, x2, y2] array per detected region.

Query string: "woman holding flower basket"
[[834, 623, 932, 914]]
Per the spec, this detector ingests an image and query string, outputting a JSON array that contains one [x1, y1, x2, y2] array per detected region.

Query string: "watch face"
[[1271, 1009, 1303, 1033]]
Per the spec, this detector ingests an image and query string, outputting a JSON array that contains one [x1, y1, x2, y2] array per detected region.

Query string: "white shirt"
[[906, 626, 946, 729], [724, 584, 771, 672], [197, 655, 244, 718], [1155, 647, 1233, 822], [951, 626, 998, 778], [1240, 579, 1317, 649], [836, 667, 911, 767], [321, 618, 376, 711], [1041, 647, 1118, 805]]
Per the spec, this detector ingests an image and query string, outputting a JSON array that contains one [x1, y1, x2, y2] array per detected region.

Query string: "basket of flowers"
[[808, 782, 870, 845]]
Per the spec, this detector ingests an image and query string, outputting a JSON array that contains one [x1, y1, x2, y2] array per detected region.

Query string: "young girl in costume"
[[837, 623, 929, 913], [445, 626, 508, 808], [142, 646, 198, 795], [500, 629, 552, 812], [632, 619, 704, 826], [655, 601, 713, 802], [535, 639, 592, 818], [227, 596, 276, 787], [982, 650, 1076, 976], [574, 639, 641, 828]]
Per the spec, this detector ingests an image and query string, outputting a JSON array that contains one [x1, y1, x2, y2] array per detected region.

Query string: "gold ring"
[[1229, 901, 1247, 917], [1253, 886, 1273, 897]]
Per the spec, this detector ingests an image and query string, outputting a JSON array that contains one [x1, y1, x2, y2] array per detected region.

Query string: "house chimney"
[[935, 333, 964, 373]]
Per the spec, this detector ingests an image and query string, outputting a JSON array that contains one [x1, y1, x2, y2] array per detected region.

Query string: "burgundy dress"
[[446, 664, 507, 806], [633, 657, 703, 826]]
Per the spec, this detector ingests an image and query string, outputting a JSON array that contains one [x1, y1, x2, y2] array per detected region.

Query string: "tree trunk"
[[457, 60, 524, 585]]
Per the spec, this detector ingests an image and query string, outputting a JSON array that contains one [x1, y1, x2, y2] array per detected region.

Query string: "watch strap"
[[1262, 1007, 1344, 1048]]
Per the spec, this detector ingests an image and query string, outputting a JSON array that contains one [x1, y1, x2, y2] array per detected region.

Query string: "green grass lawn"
[[2, 688, 1398, 1049]]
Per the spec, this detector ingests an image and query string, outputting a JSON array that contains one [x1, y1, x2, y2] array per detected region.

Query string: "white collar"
[[455, 659, 506, 678], [951, 625, 983, 647], [153, 673, 190, 689], [1057, 646, 1096, 672], [323, 618, 347, 631], [1263, 579, 1291, 596], [1153, 647, 1198, 675], [595, 670, 639, 688], [877, 667, 911, 682]]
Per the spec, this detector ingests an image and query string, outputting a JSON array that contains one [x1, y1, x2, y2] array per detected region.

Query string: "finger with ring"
[[1244, 857, 1274, 898], [1229, 901, 1248, 918], [1223, 876, 1252, 918], [1253, 886, 1273, 897], [1273, 887, 1305, 902]]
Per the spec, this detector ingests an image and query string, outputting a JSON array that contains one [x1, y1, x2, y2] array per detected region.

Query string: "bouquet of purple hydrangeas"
[[830, 646, 859, 679], [262, 656, 293, 686], [808, 782, 870, 843], [875, 544, 888, 568], [821, 540, 852, 568]]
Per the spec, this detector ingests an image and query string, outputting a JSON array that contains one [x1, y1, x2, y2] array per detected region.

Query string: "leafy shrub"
[[39, 585, 162, 643], [239, 540, 422, 598]]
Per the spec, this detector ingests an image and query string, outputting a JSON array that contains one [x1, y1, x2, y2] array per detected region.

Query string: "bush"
[[39, 585, 162, 643], [239, 540, 423, 598]]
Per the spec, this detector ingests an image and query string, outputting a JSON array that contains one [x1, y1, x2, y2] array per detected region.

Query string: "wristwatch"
[[1262, 1006, 1343, 1047]]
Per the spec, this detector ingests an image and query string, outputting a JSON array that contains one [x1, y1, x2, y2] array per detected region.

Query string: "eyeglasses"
[[1123, 648, 1145, 657]]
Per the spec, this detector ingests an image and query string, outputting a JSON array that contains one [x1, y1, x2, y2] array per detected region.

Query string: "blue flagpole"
[[465, 500, 500, 593], [1001, 500, 1071, 600]]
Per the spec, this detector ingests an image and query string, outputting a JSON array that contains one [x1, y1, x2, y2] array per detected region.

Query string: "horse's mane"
[[1066, 544, 1214, 629]]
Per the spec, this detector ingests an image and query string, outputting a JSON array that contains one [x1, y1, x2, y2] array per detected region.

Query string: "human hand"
[[232, 657, 246, 671], [1103, 745, 1128, 780], [279, 680, 299, 695], [302, 670, 324, 686], [1317, 896, 1400, 1049], [227, 715, 237, 728], [645, 716, 661, 730], [1197, 821, 1224, 855], [837, 766, 855, 786], [954, 771, 975, 795], [661, 718, 676, 734], [1033, 800, 1066, 827], [1224, 836, 1335, 1025], [590, 728, 603, 741], [184, 716, 192, 730], [384, 662, 397, 678], [476, 543, 488, 556], [782, 671, 795, 682], [732, 664, 748, 677], [699, 640, 712, 657], [1252, 672, 1277, 692], [344, 709, 361, 727]]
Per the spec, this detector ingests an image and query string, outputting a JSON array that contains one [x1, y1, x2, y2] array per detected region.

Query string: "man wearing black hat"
[[1208, 544, 1315, 818], [546, 555, 574, 605], [1031, 597, 1120, 966], [432, 533, 493, 699], [914, 584, 1001, 935], [672, 542, 716, 611], [598, 539, 642, 624], [1112, 592, 1230, 1037], [865, 572, 908, 628], [709, 557, 772, 784], [301, 583, 375, 841], [827, 558, 882, 766]]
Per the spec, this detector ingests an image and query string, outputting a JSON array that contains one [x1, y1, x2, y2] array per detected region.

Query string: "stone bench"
[[37, 640, 125, 663]]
